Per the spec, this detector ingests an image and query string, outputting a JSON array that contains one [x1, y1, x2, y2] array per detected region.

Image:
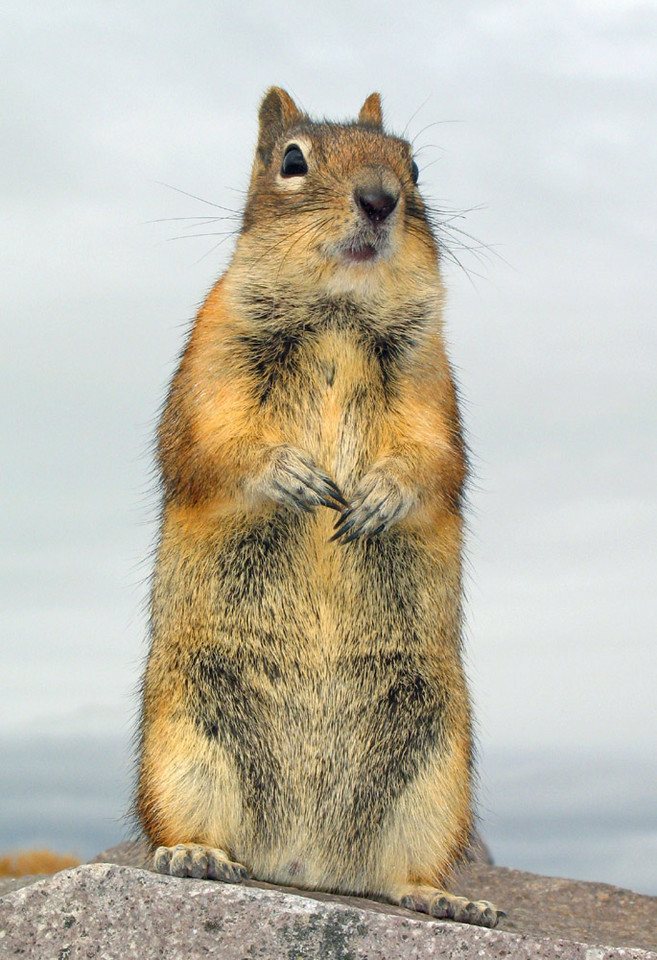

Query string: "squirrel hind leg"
[[394, 883, 503, 929], [153, 843, 249, 883]]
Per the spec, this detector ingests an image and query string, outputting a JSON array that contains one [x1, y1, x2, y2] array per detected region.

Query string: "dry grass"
[[0, 849, 81, 877]]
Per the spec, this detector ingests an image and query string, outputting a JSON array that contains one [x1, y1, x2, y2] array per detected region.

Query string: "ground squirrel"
[[136, 87, 501, 927]]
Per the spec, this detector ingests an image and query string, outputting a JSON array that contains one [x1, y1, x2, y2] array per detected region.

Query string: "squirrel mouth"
[[342, 243, 378, 264]]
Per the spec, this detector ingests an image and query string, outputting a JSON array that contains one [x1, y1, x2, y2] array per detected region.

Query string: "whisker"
[[192, 231, 241, 266], [154, 181, 240, 215], [274, 216, 334, 282], [415, 157, 441, 176], [410, 119, 461, 147], [247, 209, 334, 272], [401, 97, 432, 139], [145, 215, 238, 225], [166, 230, 237, 241]]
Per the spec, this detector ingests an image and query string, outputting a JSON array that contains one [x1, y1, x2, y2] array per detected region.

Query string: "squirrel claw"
[[154, 844, 249, 884], [330, 463, 414, 543], [321, 477, 348, 506], [259, 446, 345, 514], [273, 481, 313, 512], [333, 508, 352, 530], [397, 885, 503, 929]]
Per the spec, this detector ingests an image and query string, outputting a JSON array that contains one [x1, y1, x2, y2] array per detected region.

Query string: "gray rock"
[[0, 875, 46, 898], [1, 861, 655, 959], [89, 839, 657, 953]]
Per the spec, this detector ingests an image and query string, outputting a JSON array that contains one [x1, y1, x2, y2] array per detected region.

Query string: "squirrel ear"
[[358, 93, 383, 128], [254, 87, 302, 171]]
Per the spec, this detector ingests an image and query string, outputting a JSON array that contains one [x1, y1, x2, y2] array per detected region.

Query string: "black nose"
[[355, 188, 398, 224]]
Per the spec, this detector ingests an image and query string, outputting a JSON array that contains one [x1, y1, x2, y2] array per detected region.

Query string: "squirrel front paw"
[[331, 460, 416, 543], [249, 444, 347, 513]]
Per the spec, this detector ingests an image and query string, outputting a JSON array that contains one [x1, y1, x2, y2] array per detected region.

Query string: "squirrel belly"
[[136, 88, 501, 927]]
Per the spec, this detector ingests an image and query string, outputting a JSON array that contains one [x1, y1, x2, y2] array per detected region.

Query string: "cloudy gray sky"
[[2, 0, 655, 889]]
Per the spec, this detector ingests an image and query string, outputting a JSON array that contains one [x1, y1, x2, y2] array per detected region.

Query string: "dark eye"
[[411, 160, 419, 185], [281, 144, 308, 177]]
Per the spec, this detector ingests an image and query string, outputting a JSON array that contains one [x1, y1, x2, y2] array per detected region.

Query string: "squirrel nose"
[[355, 188, 398, 224]]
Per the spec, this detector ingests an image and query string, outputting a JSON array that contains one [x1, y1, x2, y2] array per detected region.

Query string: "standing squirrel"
[[137, 87, 501, 928]]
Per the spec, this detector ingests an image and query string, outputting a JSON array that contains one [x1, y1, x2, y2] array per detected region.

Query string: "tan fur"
[[137, 88, 500, 926]]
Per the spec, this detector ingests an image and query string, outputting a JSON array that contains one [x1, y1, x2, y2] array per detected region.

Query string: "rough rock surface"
[[0, 862, 655, 960], [0, 875, 42, 898], [90, 839, 657, 953], [0, 844, 655, 958]]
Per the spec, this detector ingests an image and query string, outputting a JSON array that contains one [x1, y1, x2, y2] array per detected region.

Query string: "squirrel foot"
[[153, 843, 249, 883], [395, 883, 504, 928]]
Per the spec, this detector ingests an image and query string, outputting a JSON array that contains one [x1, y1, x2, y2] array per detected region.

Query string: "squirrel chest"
[[232, 291, 431, 488]]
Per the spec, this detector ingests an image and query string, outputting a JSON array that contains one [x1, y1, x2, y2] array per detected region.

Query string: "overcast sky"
[[2, 0, 655, 833]]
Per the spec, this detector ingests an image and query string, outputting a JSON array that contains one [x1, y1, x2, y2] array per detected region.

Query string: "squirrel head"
[[236, 87, 439, 297]]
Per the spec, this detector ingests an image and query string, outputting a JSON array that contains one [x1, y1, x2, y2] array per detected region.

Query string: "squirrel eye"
[[281, 144, 308, 177], [411, 160, 419, 185]]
